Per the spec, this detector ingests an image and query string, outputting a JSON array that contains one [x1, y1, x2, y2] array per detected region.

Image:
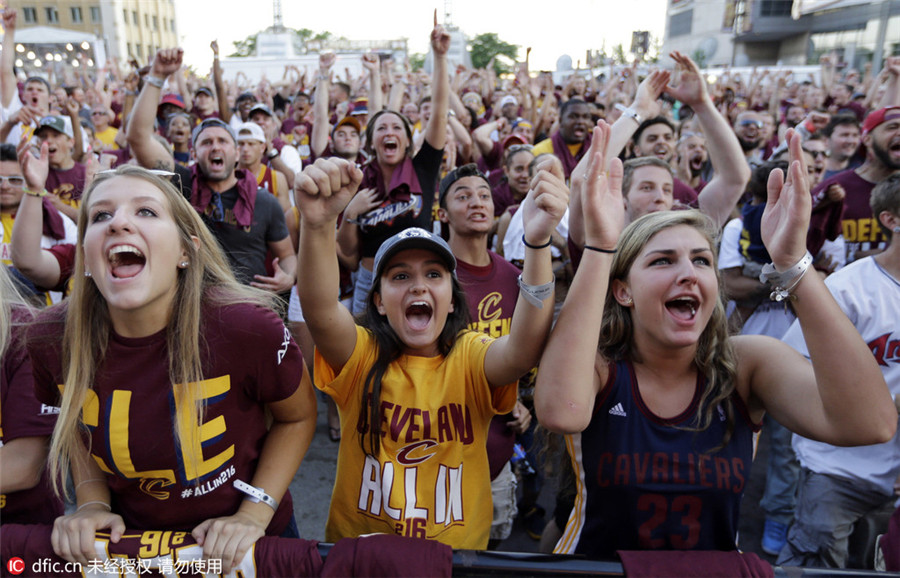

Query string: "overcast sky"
[[173, 0, 668, 72]]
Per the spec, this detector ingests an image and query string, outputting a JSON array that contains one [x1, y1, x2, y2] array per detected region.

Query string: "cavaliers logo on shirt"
[[357, 196, 422, 228]]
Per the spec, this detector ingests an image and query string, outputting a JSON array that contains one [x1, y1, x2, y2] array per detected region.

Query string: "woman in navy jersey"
[[27, 166, 317, 573], [535, 124, 897, 559]]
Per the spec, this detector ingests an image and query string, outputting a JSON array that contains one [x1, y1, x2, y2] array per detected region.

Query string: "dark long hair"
[[357, 271, 471, 456]]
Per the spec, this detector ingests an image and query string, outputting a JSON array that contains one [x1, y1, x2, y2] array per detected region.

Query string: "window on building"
[[760, 0, 792, 17], [127, 42, 132, 57], [170, 19, 175, 32], [669, 9, 693, 37], [144, 14, 149, 27], [135, 44, 143, 59], [71, 7, 83, 23], [44, 6, 59, 23], [22, 7, 37, 23], [91, 6, 101, 23], [153, 15, 158, 30], [132, 10, 138, 25]]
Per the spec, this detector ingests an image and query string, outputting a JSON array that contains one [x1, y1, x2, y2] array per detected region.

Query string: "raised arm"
[[11, 142, 62, 288], [362, 53, 383, 113], [423, 11, 449, 152], [878, 56, 900, 108], [568, 69, 670, 249], [738, 131, 897, 446], [535, 123, 624, 433], [483, 157, 565, 387], [310, 53, 334, 159], [1, 7, 18, 108], [666, 51, 750, 229], [126, 49, 182, 171], [211, 41, 231, 123], [295, 157, 363, 372]]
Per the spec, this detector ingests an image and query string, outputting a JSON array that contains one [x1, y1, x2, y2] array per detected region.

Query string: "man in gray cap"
[[127, 49, 295, 294]]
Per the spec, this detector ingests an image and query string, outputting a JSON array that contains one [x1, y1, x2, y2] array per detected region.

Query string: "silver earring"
[[893, 227, 900, 234], [84, 271, 92, 277], [179, 261, 189, 268], [624, 297, 633, 306]]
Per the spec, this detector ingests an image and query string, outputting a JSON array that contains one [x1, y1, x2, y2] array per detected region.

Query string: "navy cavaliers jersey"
[[555, 360, 759, 560]]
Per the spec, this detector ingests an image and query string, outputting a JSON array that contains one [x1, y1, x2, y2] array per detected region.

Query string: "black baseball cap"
[[373, 228, 456, 280], [438, 163, 490, 206]]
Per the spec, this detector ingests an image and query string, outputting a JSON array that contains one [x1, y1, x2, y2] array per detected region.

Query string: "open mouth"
[[689, 154, 705, 171], [405, 301, 433, 331], [109, 245, 146, 279], [208, 154, 226, 169], [665, 296, 698, 321], [383, 138, 400, 153]]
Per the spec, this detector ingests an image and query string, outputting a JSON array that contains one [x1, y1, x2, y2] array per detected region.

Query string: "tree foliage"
[[409, 53, 426, 71], [230, 34, 258, 57], [469, 33, 519, 74]]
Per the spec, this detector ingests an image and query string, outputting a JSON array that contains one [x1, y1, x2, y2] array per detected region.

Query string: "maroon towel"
[[363, 156, 422, 203], [40, 197, 66, 240], [321, 534, 452, 577], [618, 550, 774, 578], [550, 130, 587, 178], [190, 165, 258, 227], [881, 504, 900, 571], [0, 524, 323, 578]]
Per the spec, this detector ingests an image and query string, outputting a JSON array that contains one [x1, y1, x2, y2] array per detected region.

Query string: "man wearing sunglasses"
[[733, 110, 766, 168], [126, 49, 296, 297]]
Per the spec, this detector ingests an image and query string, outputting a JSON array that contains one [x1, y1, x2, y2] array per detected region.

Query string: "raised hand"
[[210, 40, 219, 58], [319, 52, 335, 75], [17, 137, 48, 191], [761, 129, 811, 269], [666, 51, 709, 108], [294, 157, 363, 228], [581, 121, 624, 250], [430, 10, 450, 56], [632, 69, 670, 118], [521, 156, 569, 246], [361, 53, 379, 73], [1, 6, 16, 31], [150, 48, 183, 79]]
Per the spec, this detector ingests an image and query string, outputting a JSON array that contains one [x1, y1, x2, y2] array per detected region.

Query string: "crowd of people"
[[2, 5, 900, 574]]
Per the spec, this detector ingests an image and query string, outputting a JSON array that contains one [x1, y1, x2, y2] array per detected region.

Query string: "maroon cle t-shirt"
[[28, 302, 304, 534]]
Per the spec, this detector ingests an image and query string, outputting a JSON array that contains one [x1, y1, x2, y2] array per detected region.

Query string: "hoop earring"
[[84, 271, 92, 277]]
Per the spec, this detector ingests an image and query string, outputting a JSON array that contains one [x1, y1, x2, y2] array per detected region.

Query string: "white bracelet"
[[234, 479, 279, 511], [615, 103, 643, 125], [759, 251, 813, 302], [77, 500, 111, 512], [144, 75, 165, 89], [517, 274, 554, 309]]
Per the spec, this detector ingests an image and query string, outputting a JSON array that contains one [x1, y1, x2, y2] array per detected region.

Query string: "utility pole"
[[872, 0, 891, 72]]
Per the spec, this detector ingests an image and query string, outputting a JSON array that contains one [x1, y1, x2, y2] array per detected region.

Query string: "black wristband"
[[522, 235, 552, 250], [584, 245, 617, 254]]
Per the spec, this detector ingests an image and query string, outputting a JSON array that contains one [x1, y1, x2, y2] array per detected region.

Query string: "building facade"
[[663, 0, 900, 68], [13, 0, 178, 64]]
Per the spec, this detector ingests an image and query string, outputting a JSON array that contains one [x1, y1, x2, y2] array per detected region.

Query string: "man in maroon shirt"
[[437, 162, 537, 546], [810, 106, 900, 263]]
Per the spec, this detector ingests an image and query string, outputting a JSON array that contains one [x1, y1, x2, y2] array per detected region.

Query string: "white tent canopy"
[[12, 26, 98, 44]]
